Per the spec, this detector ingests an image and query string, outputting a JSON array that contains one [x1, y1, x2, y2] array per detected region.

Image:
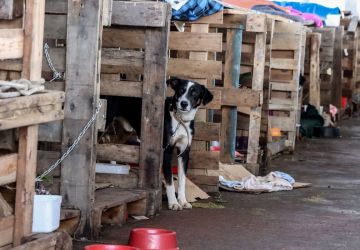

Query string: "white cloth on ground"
[[219, 171, 293, 192]]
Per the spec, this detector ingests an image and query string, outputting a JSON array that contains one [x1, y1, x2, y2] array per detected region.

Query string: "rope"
[[0, 79, 45, 99]]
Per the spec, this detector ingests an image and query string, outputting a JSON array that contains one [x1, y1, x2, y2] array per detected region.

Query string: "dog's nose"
[[180, 101, 188, 109]]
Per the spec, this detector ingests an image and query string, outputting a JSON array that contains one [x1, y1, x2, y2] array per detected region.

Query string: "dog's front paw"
[[179, 200, 192, 209], [168, 202, 183, 211]]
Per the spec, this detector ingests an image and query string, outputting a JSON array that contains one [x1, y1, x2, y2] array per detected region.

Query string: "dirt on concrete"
[[75, 116, 360, 250]]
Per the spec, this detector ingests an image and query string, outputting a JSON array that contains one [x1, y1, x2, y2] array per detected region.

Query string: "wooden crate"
[[168, 10, 265, 187], [268, 21, 306, 151], [305, 27, 336, 107], [341, 17, 358, 100], [37, 0, 171, 237], [0, 0, 68, 247]]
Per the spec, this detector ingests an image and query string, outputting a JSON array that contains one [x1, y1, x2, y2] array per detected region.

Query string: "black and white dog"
[[163, 78, 213, 210]]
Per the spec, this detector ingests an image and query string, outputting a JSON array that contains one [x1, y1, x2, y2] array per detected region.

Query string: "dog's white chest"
[[170, 114, 192, 147]]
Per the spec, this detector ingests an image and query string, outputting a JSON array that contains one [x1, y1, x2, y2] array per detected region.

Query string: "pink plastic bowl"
[[128, 228, 178, 250], [84, 244, 140, 250]]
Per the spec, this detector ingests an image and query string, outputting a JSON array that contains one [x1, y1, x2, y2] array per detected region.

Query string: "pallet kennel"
[[0, 0, 69, 248]]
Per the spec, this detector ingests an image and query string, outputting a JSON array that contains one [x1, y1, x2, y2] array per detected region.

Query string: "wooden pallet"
[[92, 188, 147, 237], [268, 21, 306, 151]]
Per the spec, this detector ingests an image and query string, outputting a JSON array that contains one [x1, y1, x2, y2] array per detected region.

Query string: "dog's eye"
[[191, 90, 197, 96]]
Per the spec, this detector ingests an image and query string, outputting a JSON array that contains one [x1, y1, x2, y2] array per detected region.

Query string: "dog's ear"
[[166, 77, 180, 90], [201, 85, 213, 105]]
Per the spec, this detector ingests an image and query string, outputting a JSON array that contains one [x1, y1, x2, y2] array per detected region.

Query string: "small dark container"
[[313, 127, 340, 138]]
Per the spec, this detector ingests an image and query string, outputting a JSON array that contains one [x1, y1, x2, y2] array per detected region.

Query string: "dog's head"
[[167, 78, 213, 113]]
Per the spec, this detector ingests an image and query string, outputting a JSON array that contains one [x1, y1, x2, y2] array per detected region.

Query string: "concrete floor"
[[75, 116, 360, 250]]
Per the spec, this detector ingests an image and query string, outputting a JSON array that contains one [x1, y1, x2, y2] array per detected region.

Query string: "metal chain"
[[44, 43, 63, 82], [35, 100, 103, 182]]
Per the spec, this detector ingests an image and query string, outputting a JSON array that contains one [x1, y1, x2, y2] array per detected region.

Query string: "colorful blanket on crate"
[[166, 0, 223, 21]]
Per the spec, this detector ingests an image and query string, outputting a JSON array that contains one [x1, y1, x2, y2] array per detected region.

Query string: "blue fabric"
[[273, 171, 295, 185], [171, 0, 223, 21], [272, 1, 340, 19]]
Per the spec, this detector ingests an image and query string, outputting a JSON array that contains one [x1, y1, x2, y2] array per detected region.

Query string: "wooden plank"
[[61, 0, 102, 237], [0, 0, 23, 19], [309, 33, 321, 110], [101, 49, 144, 74], [189, 151, 219, 170], [0, 91, 65, 113], [272, 34, 302, 50], [111, 1, 167, 27], [0, 106, 64, 130], [100, 80, 142, 97], [45, 0, 67, 14], [220, 27, 241, 164], [190, 10, 223, 24], [347, 16, 358, 33], [332, 26, 344, 111], [0, 153, 17, 185], [14, 126, 38, 246], [0, 193, 13, 217], [103, 28, 145, 49], [97, 144, 140, 164], [0, 215, 14, 247], [218, 87, 261, 108], [270, 82, 297, 92], [269, 116, 295, 132], [11, 231, 72, 250], [193, 122, 220, 141], [0, 29, 23, 60], [246, 14, 266, 33], [247, 32, 266, 166], [138, 6, 170, 200], [167, 58, 222, 80], [270, 58, 298, 70], [44, 14, 67, 39], [169, 32, 222, 52], [94, 188, 146, 210], [0, 59, 22, 71], [102, 0, 113, 27]]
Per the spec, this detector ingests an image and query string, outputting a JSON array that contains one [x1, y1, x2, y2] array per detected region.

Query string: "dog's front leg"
[[177, 147, 192, 209], [163, 147, 183, 210]]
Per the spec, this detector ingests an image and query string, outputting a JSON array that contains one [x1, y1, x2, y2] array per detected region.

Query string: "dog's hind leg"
[[163, 147, 182, 211], [177, 147, 192, 209]]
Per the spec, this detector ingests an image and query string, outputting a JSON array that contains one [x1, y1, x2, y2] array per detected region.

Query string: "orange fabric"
[[221, 0, 289, 12]]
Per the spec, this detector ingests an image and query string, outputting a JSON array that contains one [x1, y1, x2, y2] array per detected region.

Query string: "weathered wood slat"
[[44, 14, 67, 39], [272, 34, 302, 50], [103, 28, 145, 49], [45, 0, 67, 14], [100, 80, 142, 97], [61, 0, 102, 236], [0, 215, 14, 247], [168, 58, 222, 80], [101, 49, 144, 74], [188, 151, 219, 170], [138, 6, 170, 195], [111, 1, 167, 27], [169, 32, 222, 52], [271, 58, 298, 70], [0, 0, 23, 20], [0, 59, 22, 71], [97, 144, 140, 164], [193, 122, 220, 141], [0, 107, 64, 131], [0, 29, 23, 60], [190, 10, 223, 24], [0, 153, 17, 185], [269, 116, 296, 132], [0, 91, 65, 113]]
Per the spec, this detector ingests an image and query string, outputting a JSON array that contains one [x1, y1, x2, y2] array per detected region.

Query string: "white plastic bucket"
[[32, 194, 62, 233]]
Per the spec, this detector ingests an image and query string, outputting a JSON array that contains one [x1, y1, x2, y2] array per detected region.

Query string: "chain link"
[[44, 43, 63, 82], [36, 100, 103, 182]]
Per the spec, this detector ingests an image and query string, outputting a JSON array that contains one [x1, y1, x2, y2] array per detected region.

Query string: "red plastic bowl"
[[128, 228, 178, 250], [84, 245, 140, 250]]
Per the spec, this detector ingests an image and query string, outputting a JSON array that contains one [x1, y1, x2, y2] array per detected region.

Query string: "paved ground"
[[75, 116, 360, 250]]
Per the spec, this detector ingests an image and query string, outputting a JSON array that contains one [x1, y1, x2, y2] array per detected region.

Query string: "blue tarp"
[[272, 1, 340, 19]]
